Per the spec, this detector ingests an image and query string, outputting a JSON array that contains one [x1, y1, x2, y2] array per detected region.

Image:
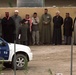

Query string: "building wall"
[[0, 7, 75, 18], [0, 7, 75, 38], [45, 0, 76, 7], [0, 0, 76, 7], [0, 0, 16, 7]]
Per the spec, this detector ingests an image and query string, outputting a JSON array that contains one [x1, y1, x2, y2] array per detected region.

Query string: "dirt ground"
[[1, 45, 76, 75]]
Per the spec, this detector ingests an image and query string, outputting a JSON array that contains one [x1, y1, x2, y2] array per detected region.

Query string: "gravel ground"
[[0, 45, 76, 75]]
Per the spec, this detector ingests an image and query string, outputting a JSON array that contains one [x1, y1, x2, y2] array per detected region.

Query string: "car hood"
[[8, 43, 31, 52]]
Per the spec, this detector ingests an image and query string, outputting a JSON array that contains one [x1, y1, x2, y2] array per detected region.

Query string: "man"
[[32, 12, 39, 45], [74, 17, 76, 45], [0, 14, 2, 37], [41, 9, 51, 44], [63, 13, 73, 45], [53, 11, 63, 45], [12, 10, 22, 43], [25, 14, 32, 45], [1, 12, 15, 43], [18, 16, 29, 45]]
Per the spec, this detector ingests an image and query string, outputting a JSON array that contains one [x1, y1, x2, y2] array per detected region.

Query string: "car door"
[[0, 38, 9, 60]]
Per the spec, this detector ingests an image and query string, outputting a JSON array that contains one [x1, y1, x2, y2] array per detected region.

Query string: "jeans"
[[32, 31, 39, 44]]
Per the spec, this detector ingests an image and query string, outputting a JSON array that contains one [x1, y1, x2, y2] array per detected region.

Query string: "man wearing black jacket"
[[63, 13, 73, 45], [1, 12, 16, 43], [53, 11, 63, 45]]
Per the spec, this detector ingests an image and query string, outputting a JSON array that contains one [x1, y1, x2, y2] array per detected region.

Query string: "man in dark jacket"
[[1, 12, 16, 43], [53, 11, 63, 45], [63, 13, 73, 45]]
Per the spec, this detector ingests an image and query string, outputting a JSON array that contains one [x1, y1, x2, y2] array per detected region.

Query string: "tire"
[[3, 62, 12, 68], [12, 54, 28, 70]]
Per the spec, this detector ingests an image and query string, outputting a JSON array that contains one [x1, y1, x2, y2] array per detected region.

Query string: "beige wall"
[[0, 7, 75, 19], [0, 7, 76, 20], [0, 7, 76, 39]]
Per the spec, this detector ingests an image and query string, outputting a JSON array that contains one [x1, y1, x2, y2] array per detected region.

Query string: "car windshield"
[[0, 40, 3, 45]]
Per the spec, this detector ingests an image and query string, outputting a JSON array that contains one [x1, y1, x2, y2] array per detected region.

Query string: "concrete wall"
[[0, 7, 75, 19], [0, 7, 76, 39]]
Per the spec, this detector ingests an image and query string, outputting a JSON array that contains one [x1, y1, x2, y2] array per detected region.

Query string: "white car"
[[0, 38, 33, 70]]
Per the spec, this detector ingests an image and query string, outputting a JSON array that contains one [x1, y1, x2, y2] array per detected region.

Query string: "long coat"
[[74, 17, 76, 44], [12, 16, 22, 35], [1, 17, 15, 43], [41, 13, 51, 44], [53, 16, 63, 44], [18, 19, 29, 42], [63, 17, 73, 37]]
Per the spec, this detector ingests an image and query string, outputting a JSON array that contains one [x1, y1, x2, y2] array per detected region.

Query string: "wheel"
[[12, 54, 28, 70], [3, 62, 12, 68]]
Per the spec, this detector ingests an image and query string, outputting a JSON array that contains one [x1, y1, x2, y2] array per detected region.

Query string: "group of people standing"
[[53, 12, 74, 45], [41, 9, 75, 45], [0, 8, 76, 45]]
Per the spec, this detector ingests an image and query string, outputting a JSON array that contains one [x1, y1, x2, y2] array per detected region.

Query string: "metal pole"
[[70, 37, 73, 75], [14, 40, 16, 75]]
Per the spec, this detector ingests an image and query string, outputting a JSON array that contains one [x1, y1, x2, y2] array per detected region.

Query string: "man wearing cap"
[[12, 10, 22, 43], [1, 12, 15, 43], [52, 11, 63, 45], [63, 13, 73, 45]]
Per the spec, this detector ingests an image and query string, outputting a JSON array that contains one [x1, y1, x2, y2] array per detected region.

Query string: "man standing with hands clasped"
[[52, 11, 63, 45], [63, 13, 73, 45], [32, 12, 40, 45], [12, 10, 22, 43], [41, 9, 51, 45]]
